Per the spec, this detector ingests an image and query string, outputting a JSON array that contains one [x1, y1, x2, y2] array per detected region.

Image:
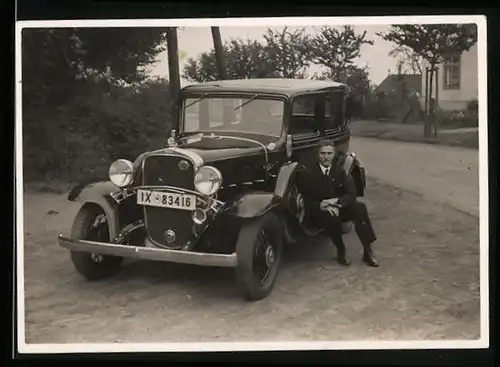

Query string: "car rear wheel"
[[69, 204, 123, 281], [234, 212, 283, 301]]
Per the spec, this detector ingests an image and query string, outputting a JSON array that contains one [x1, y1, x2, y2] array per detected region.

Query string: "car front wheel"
[[234, 212, 284, 301], [69, 203, 124, 281]]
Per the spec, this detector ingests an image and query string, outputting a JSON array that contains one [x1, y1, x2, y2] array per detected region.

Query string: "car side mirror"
[[286, 134, 293, 160]]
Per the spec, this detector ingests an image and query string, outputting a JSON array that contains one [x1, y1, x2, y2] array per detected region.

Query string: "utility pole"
[[166, 27, 181, 129], [211, 27, 227, 80], [211, 26, 234, 122]]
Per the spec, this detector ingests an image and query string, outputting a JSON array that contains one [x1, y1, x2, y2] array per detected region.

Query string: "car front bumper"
[[57, 234, 238, 268]]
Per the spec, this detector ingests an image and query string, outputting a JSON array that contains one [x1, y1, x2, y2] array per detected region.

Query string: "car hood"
[[139, 135, 280, 164], [133, 135, 283, 186]]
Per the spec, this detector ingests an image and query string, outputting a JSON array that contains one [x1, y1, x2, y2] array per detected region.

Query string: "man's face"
[[318, 145, 335, 168]]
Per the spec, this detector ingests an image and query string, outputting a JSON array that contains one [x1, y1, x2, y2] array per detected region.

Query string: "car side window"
[[289, 94, 318, 135], [325, 92, 344, 130]]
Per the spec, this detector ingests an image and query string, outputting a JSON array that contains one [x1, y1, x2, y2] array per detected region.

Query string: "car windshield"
[[182, 95, 284, 139]]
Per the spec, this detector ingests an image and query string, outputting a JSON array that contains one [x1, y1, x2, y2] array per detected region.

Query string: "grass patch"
[[350, 120, 478, 149]]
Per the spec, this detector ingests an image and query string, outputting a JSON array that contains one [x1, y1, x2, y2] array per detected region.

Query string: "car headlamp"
[[109, 159, 135, 188], [194, 166, 222, 196]]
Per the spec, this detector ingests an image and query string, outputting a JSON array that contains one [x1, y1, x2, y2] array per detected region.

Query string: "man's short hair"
[[317, 139, 336, 150]]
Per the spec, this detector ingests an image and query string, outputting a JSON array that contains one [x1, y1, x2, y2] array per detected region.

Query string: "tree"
[[183, 27, 313, 82], [262, 27, 312, 78], [225, 39, 274, 79], [313, 66, 370, 96], [377, 24, 477, 137], [309, 26, 374, 80], [344, 66, 371, 100], [182, 49, 221, 82], [21, 27, 170, 180], [389, 45, 423, 75], [22, 27, 168, 111], [313, 65, 372, 119], [183, 36, 293, 82], [182, 38, 274, 82]]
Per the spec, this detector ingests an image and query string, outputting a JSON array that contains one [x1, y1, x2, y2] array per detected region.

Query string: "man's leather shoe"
[[363, 253, 379, 267], [337, 255, 351, 266]]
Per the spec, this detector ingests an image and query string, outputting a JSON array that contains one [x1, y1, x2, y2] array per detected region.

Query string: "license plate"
[[137, 189, 196, 211]]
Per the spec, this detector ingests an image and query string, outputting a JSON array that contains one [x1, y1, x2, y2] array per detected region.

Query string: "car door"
[[324, 89, 350, 152], [284, 92, 328, 239], [287, 92, 326, 168]]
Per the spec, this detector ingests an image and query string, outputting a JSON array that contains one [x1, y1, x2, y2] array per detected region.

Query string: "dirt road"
[[22, 179, 480, 344], [350, 137, 479, 217], [20, 137, 481, 345]]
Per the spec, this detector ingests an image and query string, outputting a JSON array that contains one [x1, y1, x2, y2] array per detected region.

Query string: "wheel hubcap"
[[265, 246, 275, 267], [91, 253, 104, 263], [254, 230, 277, 283]]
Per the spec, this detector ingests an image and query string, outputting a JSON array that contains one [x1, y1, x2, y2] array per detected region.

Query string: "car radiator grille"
[[142, 155, 195, 249]]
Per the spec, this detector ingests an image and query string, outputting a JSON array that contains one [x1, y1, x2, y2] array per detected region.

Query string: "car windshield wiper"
[[232, 94, 259, 111], [184, 94, 207, 109]]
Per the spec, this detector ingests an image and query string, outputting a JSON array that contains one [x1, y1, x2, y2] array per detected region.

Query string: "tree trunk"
[[166, 27, 181, 131], [424, 67, 429, 115], [434, 67, 439, 137], [211, 27, 235, 122], [211, 27, 227, 80], [424, 65, 435, 138]]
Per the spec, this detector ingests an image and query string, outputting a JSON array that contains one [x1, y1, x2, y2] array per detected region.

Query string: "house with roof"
[[420, 42, 478, 112], [375, 73, 423, 122], [377, 74, 422, 97]]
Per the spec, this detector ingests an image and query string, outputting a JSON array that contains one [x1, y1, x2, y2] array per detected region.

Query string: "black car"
[[58, 78, 366, 301]]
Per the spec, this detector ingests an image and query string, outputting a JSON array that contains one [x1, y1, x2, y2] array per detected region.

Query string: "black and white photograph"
[[15, 15, 489, 354]]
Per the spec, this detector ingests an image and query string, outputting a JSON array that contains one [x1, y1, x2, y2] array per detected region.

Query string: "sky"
[[147, 25, 399, 86]]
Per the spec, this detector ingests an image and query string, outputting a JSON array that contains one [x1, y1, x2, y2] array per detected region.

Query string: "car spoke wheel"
[[234, 212, 283, 301], [253, 230, 276, 283], [69, 204, 123, 281]]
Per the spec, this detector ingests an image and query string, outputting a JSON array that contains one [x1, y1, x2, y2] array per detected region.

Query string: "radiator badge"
[[164, 229, 176, 244], [178, 160, 190, 171]]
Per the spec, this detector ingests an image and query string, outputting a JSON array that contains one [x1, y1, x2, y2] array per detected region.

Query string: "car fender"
[[68, 180, 121, 238], [224, 162, 302, 219], [224, 192, 278, 219], [273, 161, 301, 200]]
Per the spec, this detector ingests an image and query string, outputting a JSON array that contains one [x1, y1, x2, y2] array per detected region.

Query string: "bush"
[[467, 99, 478, 112], [23, 78, 174, 183], [439, 108, 478, 129]]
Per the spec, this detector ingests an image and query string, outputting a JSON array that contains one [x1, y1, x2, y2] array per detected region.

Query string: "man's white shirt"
[[319, 163, 331, 176], [319, 163, 339, 207]]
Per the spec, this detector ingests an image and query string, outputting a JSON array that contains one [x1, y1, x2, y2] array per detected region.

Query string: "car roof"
[[181, 78, 348, 97]]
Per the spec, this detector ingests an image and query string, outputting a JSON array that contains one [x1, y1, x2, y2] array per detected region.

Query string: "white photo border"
[[15, 14, 489, 354]]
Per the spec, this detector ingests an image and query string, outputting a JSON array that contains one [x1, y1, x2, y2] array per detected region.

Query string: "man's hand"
[[320, 198, 340, 216], [325, 198, 339, 206], [327, 206, 340, 217], [320, 199, 331, 210], [320, 198, 338, 209]]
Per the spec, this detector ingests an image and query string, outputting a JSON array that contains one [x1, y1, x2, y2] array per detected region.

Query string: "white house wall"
[[420, 43, 478, 112]]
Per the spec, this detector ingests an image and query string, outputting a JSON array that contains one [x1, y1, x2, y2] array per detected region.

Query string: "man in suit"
[[300, 139, 379, 267]]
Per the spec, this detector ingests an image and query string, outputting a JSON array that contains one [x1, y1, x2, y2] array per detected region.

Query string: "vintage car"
[[57, 78, 366, 301]]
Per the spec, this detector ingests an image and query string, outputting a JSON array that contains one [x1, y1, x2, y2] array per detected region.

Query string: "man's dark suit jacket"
[[300, 161, 357, 217]]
